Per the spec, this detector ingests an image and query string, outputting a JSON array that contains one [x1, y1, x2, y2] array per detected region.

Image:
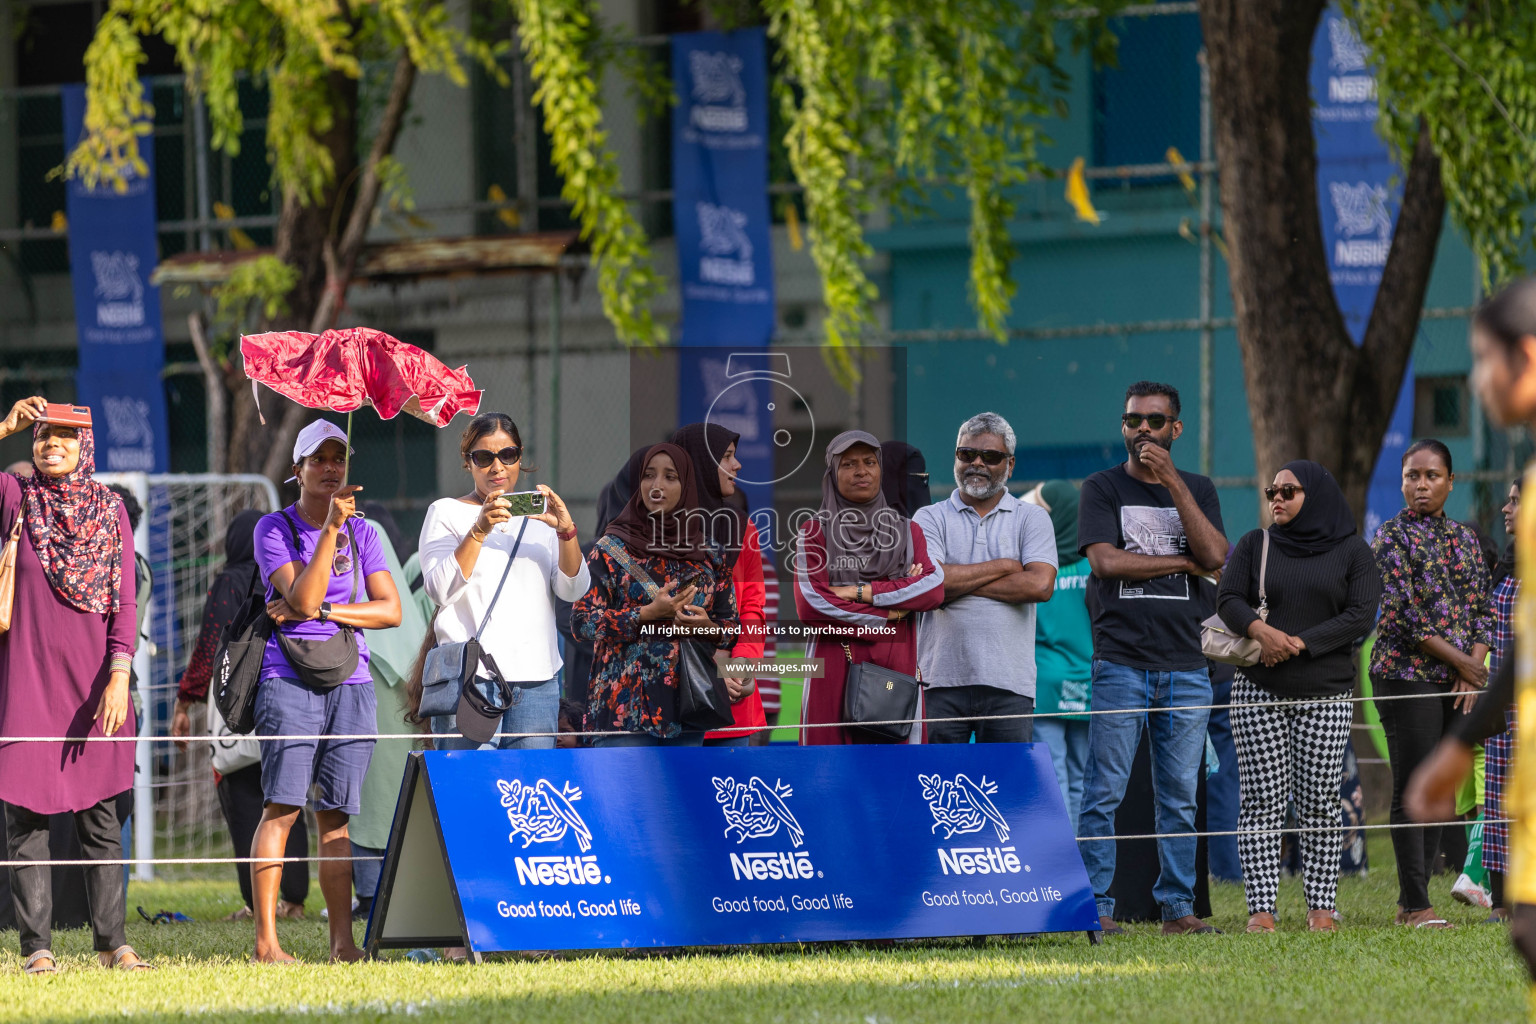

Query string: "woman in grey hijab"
[[792, 430, 945, 744]]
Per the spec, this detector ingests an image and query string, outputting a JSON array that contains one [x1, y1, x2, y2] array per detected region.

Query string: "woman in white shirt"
[[418, 412, 590, 749]]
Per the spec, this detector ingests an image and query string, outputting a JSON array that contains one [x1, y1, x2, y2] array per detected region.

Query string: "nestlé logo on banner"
[[91, 250, 146, 328], [1329, 181, 1392, 268], [696, 202, 756, 287], [498, 778, 609, 887], [688, 50, 747, 132], [920, 773, 1024, 877], [714, 776, 818, 882]]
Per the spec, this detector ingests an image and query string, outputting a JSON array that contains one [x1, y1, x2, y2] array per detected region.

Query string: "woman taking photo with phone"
[[573, 442, 739, 746], [249, 420, 402, 963], [671, 422, 768, 746], [417, 412, 588, 748], [0, 397, 146, 974], [1371, 438, 1495, 929]]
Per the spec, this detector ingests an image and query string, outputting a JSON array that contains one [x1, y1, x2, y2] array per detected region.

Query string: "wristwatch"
[[318, 601, 332, 622]]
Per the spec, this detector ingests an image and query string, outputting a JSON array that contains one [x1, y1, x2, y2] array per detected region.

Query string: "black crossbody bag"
[[273, 510, 361, 691], [840, 641, 923, 741]]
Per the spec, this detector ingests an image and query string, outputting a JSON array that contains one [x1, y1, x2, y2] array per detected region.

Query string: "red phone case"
[[40, 403, 93, 428]]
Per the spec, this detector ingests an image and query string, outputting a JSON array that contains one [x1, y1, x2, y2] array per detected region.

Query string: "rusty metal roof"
[[150, 232, 579, 286]]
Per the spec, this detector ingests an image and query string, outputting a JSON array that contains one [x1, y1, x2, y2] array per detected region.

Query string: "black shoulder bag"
[[595, 535, 735, 730], [841, 641, 923, 742], [273, 510, 361, 691], [213, 567, 274, 735]]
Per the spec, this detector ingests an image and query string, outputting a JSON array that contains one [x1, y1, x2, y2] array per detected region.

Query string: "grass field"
[[2, 832, 1529, 1023]]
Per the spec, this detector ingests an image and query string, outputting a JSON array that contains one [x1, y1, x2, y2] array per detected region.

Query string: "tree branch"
[[308, 51, 417, 335], [187, 312, 228, 474], [1357, 119, 1446, 443]]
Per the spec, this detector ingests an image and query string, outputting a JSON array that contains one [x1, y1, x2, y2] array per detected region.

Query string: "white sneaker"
[[1452, 873, 1493, 909]]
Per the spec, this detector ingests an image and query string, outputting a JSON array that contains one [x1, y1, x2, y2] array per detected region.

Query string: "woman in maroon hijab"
[[0, 396, 148, 973], [573, 443, 740, 746]]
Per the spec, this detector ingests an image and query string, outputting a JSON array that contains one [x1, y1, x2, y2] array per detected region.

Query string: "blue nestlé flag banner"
[[672, 30, 776, 531], [61, 84, 170, 473], [366, 744, 1098, 955], [672, 28, 775, 346], [1309, 7, 1409, 538]]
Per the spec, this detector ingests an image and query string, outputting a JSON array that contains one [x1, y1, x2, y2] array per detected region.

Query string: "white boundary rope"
[[0, 688, 1486, 744], [0, 820, 1504, 867]]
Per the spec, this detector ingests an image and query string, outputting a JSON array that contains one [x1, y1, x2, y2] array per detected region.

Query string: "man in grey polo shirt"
[[913, 412, 1058, 743]]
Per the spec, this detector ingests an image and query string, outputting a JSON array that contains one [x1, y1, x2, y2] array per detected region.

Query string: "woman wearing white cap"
[[248, 419, 403, 963]]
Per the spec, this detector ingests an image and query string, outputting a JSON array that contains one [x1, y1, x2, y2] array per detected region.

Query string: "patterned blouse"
[[572, 539, 739, 738], [1492, 575, 1519, 674], [1369, 508, 1496, 684]]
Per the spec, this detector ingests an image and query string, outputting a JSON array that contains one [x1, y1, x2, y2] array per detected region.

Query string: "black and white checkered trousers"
[[1229, 673, 1353, 915]]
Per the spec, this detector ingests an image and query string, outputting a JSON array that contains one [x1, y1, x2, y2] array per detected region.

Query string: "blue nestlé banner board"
[[1309, 6, 1408, 538], [365, 745, 1098, 956], [672, 30, 777, 530], [61, 83, 170, 473]]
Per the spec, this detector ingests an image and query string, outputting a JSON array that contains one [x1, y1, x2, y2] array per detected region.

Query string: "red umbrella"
[[241, 327, 483, 428]]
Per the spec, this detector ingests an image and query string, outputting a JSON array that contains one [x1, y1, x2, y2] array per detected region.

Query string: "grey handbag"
[[418, 517, 530, 719], [1200, 528, 1270, 667]]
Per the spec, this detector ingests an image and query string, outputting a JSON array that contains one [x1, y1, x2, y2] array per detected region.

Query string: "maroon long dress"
[[0, 472, 137, 814]]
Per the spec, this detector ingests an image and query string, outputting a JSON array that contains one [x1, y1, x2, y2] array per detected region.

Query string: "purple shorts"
[[254, 675, 377, 815]]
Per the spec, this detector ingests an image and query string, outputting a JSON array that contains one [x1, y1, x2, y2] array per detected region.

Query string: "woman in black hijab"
[[171, 510, 309, 919], [1216, 460, 1382, 934]]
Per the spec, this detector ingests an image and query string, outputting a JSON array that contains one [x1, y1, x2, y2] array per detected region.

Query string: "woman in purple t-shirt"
[[250, 420, 401, 964]]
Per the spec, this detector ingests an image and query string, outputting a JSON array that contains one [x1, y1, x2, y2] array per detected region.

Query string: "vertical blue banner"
[[673, 29, 777, 536], [61, 84, 170, 473], [1309, 7, 1408, 537]]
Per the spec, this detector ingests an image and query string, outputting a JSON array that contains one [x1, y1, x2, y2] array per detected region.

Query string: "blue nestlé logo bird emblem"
[[920, 773, 1011, 843], [497, 778, 593, 853], [713, 776, 806, 848]]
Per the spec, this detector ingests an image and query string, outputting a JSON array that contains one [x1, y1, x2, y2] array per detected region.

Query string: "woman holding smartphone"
[[573, 442, 739, 746], [417, 412, 588, 749]]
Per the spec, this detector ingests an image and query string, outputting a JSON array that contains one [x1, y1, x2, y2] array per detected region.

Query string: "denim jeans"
[[1034, 716, 1091, 832], [1076, 658, 1211, 921], [352, 840, 383, 908], [431, 677, 558, 751], [591, 732, 705, 748]]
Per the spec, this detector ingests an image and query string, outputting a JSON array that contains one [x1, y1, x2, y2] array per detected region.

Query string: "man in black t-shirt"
[[1075, 381, 1228, 936]]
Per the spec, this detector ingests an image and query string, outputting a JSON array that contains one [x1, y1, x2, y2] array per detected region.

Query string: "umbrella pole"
[[343, 409, 353, 488]]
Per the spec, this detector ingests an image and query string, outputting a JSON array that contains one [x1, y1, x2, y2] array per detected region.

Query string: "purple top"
[[0, 472, 137, 815], [254, 507, 387, 685]]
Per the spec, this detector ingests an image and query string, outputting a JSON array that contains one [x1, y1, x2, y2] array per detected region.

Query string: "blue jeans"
[[352, 840, 383, 906], [591, 732, 705, 748], [431, 677, 558, 750], [1034, 716, 1091, 832], [1076, 658, 1211, 921]]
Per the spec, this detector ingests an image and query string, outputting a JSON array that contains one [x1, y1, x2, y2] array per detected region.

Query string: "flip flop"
[[23, 950, 58, 975], [101, 945, 156, 970]]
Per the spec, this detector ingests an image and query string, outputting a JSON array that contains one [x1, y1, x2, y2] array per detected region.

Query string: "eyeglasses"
[[956, 447, 1010, 466], [1263, 484, 1305, 502], [468, 446, 523, 469], [332, 532, 352, 576], [1122, 414, 1171, 430]]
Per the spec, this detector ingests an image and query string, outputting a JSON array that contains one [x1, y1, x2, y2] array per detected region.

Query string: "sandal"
[[24, 950, 58, 975], [224, 906, 254, 922], [100, 945, 156, 970]]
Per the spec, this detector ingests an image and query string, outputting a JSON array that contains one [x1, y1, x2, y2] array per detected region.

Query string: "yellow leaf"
[[1064, 157, 1100, 226], [213, 201, 237, 221], [229, 228, 257, 251], [488, 184, 520, 229], [50, 211, 67, 233], [785, 202, 803, 252], [1166, 146, 1196, 193]]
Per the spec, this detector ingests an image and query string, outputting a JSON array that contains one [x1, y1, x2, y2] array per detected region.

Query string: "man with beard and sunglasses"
[[913, 413, 1058, 744], [1075, 381, 1228, 936]]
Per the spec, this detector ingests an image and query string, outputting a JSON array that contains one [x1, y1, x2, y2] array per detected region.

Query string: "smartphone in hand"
[[500, 490, 548, 517], [40, 403, 93, 428]]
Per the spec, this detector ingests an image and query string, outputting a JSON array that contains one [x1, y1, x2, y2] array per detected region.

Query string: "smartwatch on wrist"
[[318, 601, 332, 622]]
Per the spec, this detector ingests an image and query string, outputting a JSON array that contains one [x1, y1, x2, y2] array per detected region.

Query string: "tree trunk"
[[1198, 0, 1445, 525], [223, 56, 418, 483]]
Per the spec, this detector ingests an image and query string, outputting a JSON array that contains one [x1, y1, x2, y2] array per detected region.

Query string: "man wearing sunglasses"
[[1076, 381, 1228, 937], [913, 413, 1058, 746]]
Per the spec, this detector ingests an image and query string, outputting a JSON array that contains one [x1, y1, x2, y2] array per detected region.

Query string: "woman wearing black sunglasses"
[[416, 412, 588, 749], [1216, 460, 1380, 933]]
